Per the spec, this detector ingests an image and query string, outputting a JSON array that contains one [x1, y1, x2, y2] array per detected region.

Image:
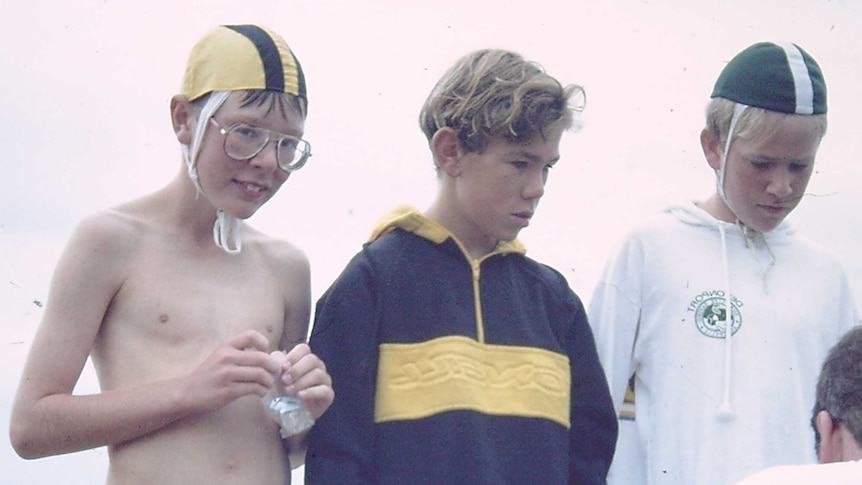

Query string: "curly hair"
[[419, 49, 584, 154]]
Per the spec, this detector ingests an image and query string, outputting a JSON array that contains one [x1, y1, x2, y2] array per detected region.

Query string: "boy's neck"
[[159, 174, 227, 247], [423, 203, 497, 260], [697, 195, 737, 224]]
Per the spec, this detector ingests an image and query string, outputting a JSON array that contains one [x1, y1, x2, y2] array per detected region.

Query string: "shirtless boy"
[[10, 24, 333, 485]]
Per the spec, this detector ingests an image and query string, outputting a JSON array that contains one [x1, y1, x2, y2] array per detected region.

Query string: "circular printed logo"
[[692, 294, 742, 338]]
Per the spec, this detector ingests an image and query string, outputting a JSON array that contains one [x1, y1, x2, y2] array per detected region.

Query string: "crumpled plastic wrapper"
[[266, 394, 315, 438]]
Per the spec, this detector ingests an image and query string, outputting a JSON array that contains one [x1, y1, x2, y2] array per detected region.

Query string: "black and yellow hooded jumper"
[[306, 206, 617, 484]]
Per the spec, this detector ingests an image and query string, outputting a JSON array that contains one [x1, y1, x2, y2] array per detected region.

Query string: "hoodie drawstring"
[[740, 222, 777, 293], [717, 223, 734, 419], [670, 204, 785, 419]]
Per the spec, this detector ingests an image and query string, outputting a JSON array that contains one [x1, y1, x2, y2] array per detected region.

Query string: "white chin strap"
[[717, 103, 748, 208], [213, 210, 242, 254], [181, 91, 242, 254]]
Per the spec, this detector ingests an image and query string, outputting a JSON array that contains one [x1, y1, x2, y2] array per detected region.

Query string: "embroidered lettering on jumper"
[[375, 336, 571, 427], [388, 353, 567, 395]]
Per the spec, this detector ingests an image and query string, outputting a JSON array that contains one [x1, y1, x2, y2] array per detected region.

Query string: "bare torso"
[[91, 207, 301, 485]]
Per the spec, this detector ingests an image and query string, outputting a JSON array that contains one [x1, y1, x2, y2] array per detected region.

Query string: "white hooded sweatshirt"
[[588, 202, 859, 485], [733, 459, 862, 485]]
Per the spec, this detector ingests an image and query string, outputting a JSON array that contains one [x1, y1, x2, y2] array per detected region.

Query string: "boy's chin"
[[220, 206, 257, 221], [739, 217, 783, 233]]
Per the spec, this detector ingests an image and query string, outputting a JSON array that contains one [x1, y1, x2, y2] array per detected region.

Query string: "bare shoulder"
[[71, 206, 145, 251], [61, 205, 153, 274], [245, 226, 310, 279]]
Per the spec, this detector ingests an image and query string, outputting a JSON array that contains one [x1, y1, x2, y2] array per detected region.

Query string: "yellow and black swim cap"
[[181, 24, 306, 103]]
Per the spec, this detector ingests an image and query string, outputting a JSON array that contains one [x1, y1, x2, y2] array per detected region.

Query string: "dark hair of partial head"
[[418, 49, 584, 154], [811, 326, 862, 453], [239, 90, 307, 119], [191, 90, 307, 120]]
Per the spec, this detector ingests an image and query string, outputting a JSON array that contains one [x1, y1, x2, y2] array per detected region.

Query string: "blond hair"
[[705, 97, 827, 149], [419, 49, 583, 154]]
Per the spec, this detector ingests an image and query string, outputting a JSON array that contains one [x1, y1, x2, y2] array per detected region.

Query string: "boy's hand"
[[188, 330, 280, 413], [275, 343, 335, 420]]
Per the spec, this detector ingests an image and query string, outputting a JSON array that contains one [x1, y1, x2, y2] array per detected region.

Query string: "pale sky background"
[[2, 1, 861, 484]]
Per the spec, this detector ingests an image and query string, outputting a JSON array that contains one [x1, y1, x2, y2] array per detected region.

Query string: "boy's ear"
[[815, 410, 842, 463], [170, 95, 195, 145], [431, 128, 463, 177], [700, 128, 723, 172]]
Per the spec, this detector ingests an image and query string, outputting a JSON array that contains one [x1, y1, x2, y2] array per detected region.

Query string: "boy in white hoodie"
[[588, 41, 859, 485]]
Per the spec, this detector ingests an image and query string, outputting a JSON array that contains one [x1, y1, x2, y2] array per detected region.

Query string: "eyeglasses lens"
[[224, 124, 311, 172]]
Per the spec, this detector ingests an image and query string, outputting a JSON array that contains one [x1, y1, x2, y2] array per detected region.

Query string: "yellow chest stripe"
[[375, 336, 571, 428]]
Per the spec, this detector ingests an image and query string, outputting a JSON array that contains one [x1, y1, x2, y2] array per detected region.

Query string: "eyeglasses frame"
[[208, 117, 312, 172]]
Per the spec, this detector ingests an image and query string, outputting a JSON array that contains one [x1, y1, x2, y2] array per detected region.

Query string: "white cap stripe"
[[779, 42, 815, 115]]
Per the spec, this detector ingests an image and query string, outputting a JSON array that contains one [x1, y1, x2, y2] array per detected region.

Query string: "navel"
[[223, 457, 239, 473]]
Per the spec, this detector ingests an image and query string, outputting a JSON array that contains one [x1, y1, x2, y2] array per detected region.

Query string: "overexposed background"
[[3, 1, 861, 484]]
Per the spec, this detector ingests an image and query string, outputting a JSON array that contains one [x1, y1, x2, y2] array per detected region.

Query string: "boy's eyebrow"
[[746, 154, 814, 164], [217, 114, 304, 137], [507, 149, 560, 164]]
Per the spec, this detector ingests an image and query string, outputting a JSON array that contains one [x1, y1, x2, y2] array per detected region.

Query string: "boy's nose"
[[522, 172, 546, 200], [249, 140, 280, 171], [766, 170, 794, 198]]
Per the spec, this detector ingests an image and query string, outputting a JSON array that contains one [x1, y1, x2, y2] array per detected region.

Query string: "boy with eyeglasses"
[[10, 24, 333, 485], [305, 48, 617, 484]]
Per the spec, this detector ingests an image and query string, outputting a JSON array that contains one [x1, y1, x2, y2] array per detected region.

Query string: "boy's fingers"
[[242, 350, 282, 375], [232, 364, 277, 388], [229, 330, 269, 352], [216, 331, 281, 375], [283, 343, 311, 364], [286, 357, 331, 390], [297, 385, 333, 401]]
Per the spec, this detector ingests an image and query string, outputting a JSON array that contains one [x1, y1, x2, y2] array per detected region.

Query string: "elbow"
[[9, 417, 48, 460], [11, 445, 43, 461], [10, 434, 36, 461]]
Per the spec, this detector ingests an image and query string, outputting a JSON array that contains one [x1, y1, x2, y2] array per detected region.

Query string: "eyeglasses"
[[209, 118, 312, 172]]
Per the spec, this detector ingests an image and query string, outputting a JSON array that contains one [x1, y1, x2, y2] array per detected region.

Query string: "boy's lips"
[[759, 203, 790, 215], [512, 211, 534, 226], [235, 179, 270, 198]]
